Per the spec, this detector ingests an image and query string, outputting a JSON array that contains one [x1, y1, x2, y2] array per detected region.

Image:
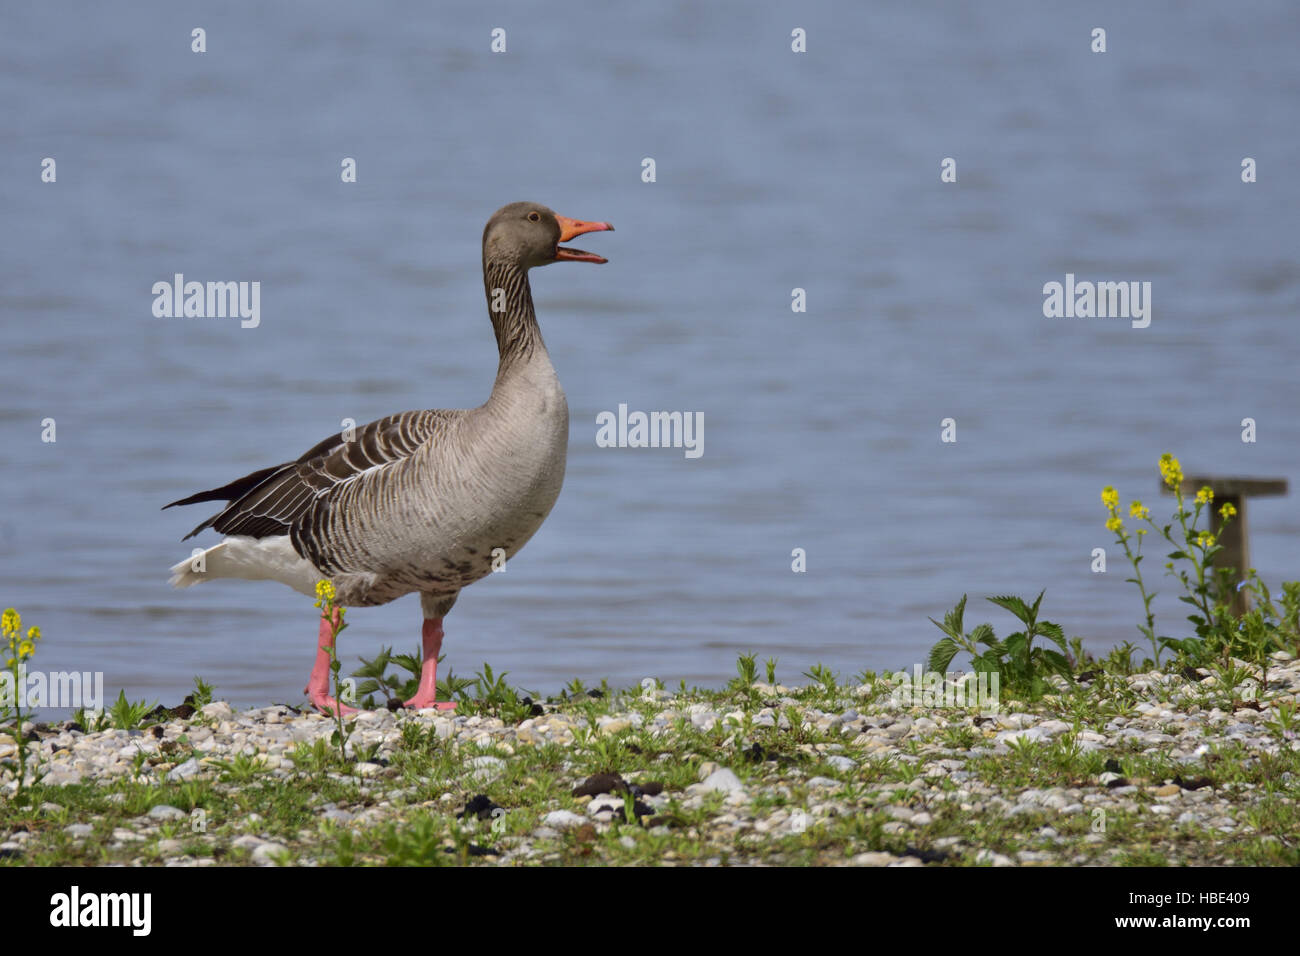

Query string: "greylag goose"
[[165, 202, 613, 714]]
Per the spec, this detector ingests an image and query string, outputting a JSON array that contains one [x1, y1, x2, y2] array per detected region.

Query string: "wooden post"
[[1159, 475, 1288, 617]]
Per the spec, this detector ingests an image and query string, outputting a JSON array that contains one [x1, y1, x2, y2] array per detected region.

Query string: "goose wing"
[[164, 410, 457, 542]]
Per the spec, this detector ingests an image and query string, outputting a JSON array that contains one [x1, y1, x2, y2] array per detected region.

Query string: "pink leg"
[[404, 617, 457, 711], [304, 608, 359, 716]]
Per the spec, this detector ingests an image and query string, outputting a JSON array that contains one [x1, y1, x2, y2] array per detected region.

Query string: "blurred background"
[[2, 1, 1297, 708]]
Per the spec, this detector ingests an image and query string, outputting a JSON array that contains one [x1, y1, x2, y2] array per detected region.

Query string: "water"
[[3, 1, 1298, 710]]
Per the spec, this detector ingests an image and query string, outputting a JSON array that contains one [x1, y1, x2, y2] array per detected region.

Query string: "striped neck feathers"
[[483, 258, 545, 374]]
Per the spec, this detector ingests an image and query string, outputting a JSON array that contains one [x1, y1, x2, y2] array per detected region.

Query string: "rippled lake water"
[[2, 1, 1298, 709]]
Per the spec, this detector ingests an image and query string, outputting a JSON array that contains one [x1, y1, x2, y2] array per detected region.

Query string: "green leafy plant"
[[586, 735, 625, 775], [71, 706, 108, 733], [728, 653, 758, 694], [620, 788, 642, 828], [353, 645, 421, 707], [1265, 699, 1297, 740], [927, 591, 1072, 700], [438, 667, 475, 704], [801, 663, 838, 694], [380, 814, 452, 866], [190, 676, 215, 710], [208, 751, 268, 782], [1098, 641, 1142, 676], [108, 689, 156, 730], [292, 737, 340, 774], [471, 662, 512, 705], [1247, 577, 1300, 644], [353, 739, 383, 764], [463, 662, 537, 722], [1235, 574, 1300, 693], [1209, 656, 1255, 706]]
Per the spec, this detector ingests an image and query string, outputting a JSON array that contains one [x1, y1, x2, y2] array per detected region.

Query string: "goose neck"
[[483, 257, 546, 376]]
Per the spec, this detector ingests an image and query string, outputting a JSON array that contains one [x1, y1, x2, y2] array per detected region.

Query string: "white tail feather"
[[168, 536, 320, 597], [168, 547, 215, 588]]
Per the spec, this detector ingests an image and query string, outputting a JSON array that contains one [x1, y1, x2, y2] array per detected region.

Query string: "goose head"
[[482, 202, 614, 270]]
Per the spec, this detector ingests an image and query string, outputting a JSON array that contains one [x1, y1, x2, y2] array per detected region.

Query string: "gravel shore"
[[2, 656, 1298, 866]]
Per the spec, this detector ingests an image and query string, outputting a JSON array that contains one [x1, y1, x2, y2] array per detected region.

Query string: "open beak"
[[554, 214, 614, 263]]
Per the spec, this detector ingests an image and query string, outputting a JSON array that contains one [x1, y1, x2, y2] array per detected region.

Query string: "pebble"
[[252, 842, 288, 865], [167, 758, 202, 781], [543, 810, 586, 830], [697, 768, 745, 794], [201, 701, 233, 719]]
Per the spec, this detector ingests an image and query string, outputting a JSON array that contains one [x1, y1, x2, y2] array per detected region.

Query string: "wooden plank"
[[1174, 476, 1287, 498]]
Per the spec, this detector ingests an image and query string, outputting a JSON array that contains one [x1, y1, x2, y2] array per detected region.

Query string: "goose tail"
[[169, 543, 225, 588], [167, 536, 321, 597]]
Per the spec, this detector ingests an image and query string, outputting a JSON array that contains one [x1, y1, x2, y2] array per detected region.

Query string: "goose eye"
[[528, 212, 541, 222]]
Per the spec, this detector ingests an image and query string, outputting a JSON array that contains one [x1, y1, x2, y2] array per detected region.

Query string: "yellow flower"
[[1129, 500, 1150, 519], [1158, 453, 1183, 490], [1195, 486, 1213, 505], [1106, 515, 1124, 533], [1196, 531, 1215, 549], [1136, 528, 1148, 536], [1, 608, 19, 636], [1101, 486, 1119, 510], [17, 640, 34, 659], [1219, 502, 1237, 520], [314, 580, 336, 604], [27, 626, 40, 642]]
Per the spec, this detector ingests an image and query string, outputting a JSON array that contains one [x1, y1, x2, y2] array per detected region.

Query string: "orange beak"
[[554, 214, 614, 263]]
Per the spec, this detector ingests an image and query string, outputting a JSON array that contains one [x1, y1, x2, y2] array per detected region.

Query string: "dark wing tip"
[[180, 519, 214, 541], [162, 492, 208, 511], [163, 464, 288, 530]]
